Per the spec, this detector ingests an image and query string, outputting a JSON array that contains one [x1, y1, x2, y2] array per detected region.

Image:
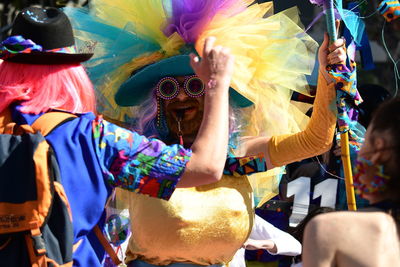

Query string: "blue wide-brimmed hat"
[[115, 53, 253, 108]]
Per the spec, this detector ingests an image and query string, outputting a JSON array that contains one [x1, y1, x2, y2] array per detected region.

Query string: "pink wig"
[[0, 61, 95, 114]]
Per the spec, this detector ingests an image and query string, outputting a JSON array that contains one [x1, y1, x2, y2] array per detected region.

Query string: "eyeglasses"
[[156, 75, 205, 100]]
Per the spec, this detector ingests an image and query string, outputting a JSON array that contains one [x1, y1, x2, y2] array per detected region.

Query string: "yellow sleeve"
[[268, 71, 337, 167]]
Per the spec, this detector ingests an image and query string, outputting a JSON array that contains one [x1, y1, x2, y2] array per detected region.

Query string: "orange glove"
[[268, 72, 337, 167]]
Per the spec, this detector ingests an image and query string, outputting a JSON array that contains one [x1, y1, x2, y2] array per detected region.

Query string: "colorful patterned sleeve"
[[92, 116, 192, 200]]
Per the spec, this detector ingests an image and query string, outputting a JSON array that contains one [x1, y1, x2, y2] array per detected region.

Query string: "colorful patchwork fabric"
[[46, 45, 77, 53], [327, 61, 364, 151], [378, 0, 400, 22], [0, 35, 77, 60], [224, 153, 267, 177], [92, 116, 192, 200], [353, 157, 391, 195]]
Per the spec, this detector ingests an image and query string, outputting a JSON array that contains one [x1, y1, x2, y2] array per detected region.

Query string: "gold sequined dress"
[[126, 174, 254, 265]]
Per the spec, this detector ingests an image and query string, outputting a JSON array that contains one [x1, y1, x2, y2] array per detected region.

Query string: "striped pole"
[[324, 0, 357, 211]]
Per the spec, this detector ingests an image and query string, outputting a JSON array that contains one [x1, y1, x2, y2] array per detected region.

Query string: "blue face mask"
[[353, 156, 391, 196]]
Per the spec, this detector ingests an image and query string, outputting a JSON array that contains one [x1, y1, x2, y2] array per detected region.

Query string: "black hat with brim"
[[4, 51, 93, 64], [1, 7, 93, 64]]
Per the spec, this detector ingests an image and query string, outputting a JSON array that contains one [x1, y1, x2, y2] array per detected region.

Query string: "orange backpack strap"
[[31, 111, 77, 136], [28, 111, 76, 266], [93, 226, 122, 266], [31, 111, 121, 265], [24, 227, 47, 267], [0, 108, 13, 133]]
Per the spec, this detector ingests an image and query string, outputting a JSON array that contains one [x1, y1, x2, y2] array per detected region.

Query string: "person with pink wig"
[[0, 6, 234, 267]]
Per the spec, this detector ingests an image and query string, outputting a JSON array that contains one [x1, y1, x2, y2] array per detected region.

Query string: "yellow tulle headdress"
[[66, 0, 318, 205]]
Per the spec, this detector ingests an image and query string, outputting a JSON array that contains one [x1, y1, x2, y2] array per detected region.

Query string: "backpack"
[[0, 110, 77, 267], [0, 109, 123, 267]]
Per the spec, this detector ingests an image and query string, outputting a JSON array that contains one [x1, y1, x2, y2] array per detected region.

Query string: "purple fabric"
[[0, 35, 77, 60], [304, 11, 325, 33], [163, 0, 245, 44], [348, 108, 359, 122], [309, 0, 326, 6], [304, 8, 340, 33], [0, 35, 42, 59], [136, 136, 164, 157], [308, 0, 339, 14]]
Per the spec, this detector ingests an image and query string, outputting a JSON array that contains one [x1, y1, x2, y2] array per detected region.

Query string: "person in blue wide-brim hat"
[[67, 1, 352, 266], [0, 5, 236, 267]]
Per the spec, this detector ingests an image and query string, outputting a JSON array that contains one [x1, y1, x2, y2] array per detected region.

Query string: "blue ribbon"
[[0, 35, 43, 59]]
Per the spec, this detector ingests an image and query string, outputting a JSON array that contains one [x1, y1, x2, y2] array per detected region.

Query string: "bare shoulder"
[[304, 211, 400, 267], [306, 210, 397, 241], [310, 210, 393, 224]]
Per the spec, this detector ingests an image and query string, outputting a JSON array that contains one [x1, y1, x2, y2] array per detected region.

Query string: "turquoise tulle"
[[335, 0, 365, 46], [309, 0, 366, 46], [64, 7, 160, 115]]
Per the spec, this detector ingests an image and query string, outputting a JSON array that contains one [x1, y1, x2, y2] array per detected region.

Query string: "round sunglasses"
[[156, 75, 205, 100]]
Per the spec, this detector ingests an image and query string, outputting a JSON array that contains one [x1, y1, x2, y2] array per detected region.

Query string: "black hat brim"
[[4, 51, 93, 65]]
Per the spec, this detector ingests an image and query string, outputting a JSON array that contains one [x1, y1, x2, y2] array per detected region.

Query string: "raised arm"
[[93, 37, 233, 200], [178, 37, 233, 187], [239, 33, 346, 169]]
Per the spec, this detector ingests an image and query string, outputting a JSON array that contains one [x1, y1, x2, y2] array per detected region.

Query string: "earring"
[[157, 96, 162, 129], [156, 96, 169, 138]]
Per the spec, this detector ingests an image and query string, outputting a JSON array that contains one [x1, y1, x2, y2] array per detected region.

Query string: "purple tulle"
[[309, 0, 326, 6], [163, 0, 245, 44], [304, 9, 341, 33]]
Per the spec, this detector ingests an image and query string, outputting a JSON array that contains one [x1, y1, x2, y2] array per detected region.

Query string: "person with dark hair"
[[303, 97, 400, 267], [0, 6, 233, 267]]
